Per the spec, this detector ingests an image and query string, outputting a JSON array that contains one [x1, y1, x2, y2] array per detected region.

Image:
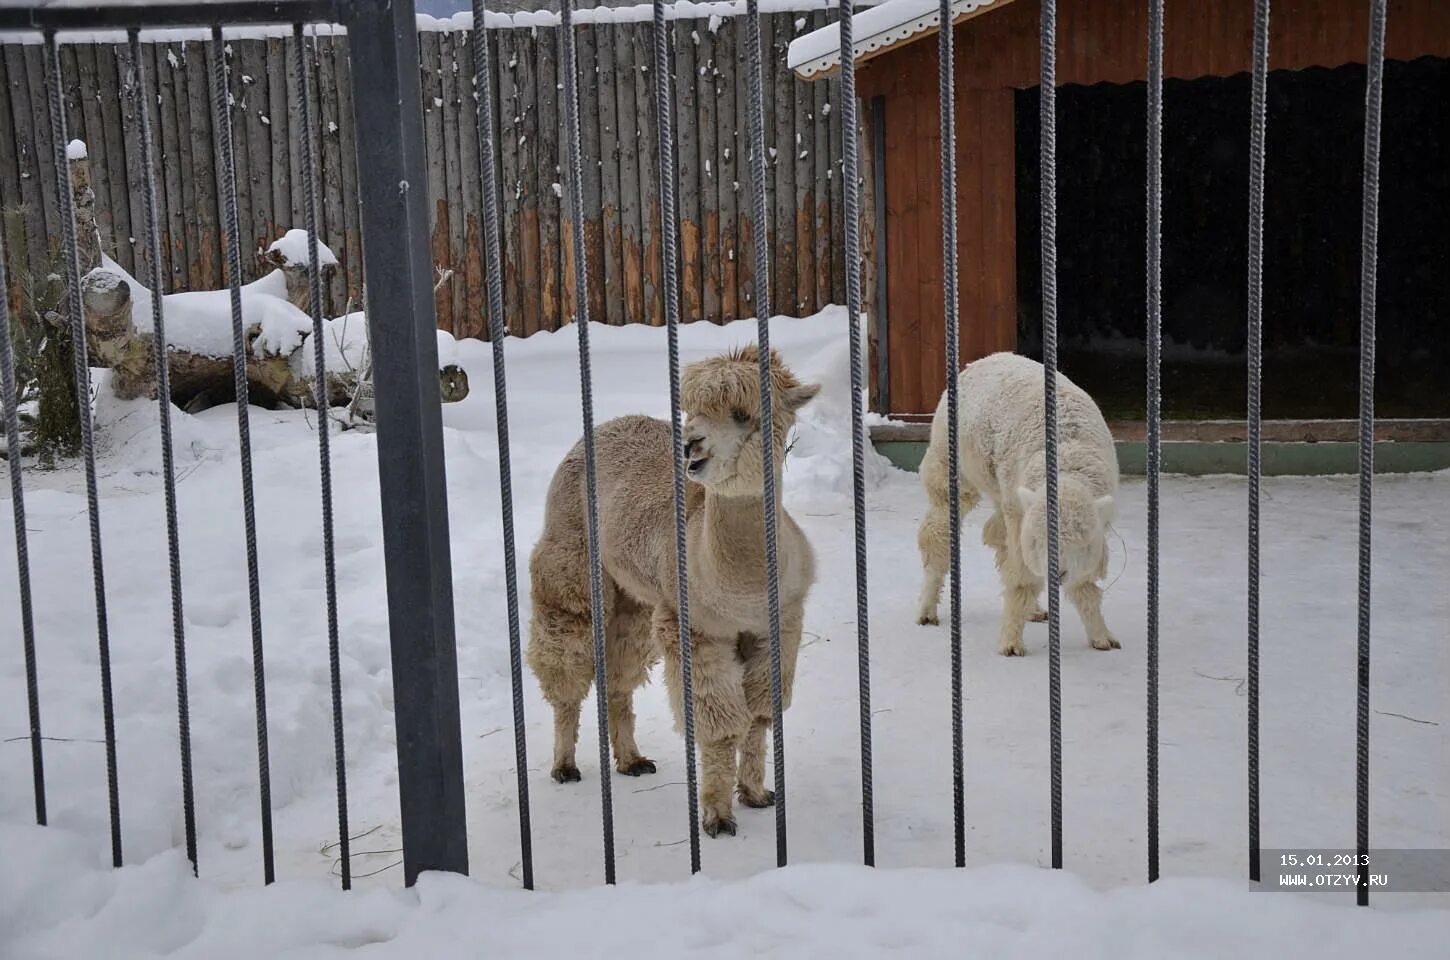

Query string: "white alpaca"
[[915, 352, 1120, 656]]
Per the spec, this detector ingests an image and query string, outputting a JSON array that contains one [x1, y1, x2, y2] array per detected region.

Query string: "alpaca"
[[915, 352, 1120, 656], [527, 345, 819, 837]]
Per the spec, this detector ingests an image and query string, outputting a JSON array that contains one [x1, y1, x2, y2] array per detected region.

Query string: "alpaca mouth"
[[687, 456, 710, 477]]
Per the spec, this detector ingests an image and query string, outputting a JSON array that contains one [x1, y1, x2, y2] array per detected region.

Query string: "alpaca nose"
[[684, 436, 702, 458]]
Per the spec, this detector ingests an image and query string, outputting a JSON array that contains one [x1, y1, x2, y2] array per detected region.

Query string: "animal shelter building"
[[790, 0, 1450, 445]]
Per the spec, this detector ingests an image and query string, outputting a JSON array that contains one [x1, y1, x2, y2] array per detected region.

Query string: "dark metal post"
[[343, 0, 468, 886]]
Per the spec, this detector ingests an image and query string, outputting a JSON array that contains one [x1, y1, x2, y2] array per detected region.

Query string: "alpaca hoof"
[[1028, 609, 1048, 623], [551, 764, 582, 783], [917, 612, 939, 626], [704, 815, 738, 838], [998, 639, 1026, 657], [1091, 634, 1121, 651], [618, 757, 657, 777], [738, 786, 775, 808]]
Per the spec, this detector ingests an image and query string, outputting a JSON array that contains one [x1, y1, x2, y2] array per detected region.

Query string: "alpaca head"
[[679, 345, 820, 497], [1016, 479, 1115, 584]]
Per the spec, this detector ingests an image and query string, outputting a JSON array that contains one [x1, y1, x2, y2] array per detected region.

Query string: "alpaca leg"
[[998, 582, 1041, 657], [735, 620, 801, 807], [735, 718, 774, 808], [917, 476, 981, 626], [699, 737, 744, 837], [740, 618, 803, 717], [527, 603, 594, 782], [997, 512, 1040, 657], [653, 611, 750, 837], [606, 595, 660, 776], [1068, 577, 1120, 651], [607, 693, 656, 776], [915, 497, 948, 626], [986, 510, 1046, 623]]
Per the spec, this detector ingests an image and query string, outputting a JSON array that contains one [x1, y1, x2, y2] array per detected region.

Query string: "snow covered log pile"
[[64, 143, 469, 413]]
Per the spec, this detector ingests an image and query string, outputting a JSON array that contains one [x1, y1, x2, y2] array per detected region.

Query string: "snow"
[[787, 0, 996, 75], [2, 308, 1449, 954], [265, 229, 340, 270], [96, 255, 311, 358], [64, 139, 87, 161], [5, 825, 1448, 960]]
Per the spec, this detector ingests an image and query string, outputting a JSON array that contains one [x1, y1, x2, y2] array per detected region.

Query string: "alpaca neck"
[[699, 489, 775, 567]]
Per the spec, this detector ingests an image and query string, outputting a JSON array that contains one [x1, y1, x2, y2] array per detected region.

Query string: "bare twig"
[[318, 823, 382, 855], [1193, 668, 1247, 697], [1374, 710, 1438, 726]]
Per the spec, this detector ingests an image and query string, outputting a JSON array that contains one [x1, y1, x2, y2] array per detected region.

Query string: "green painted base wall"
[[873, 440, 1450, 476]]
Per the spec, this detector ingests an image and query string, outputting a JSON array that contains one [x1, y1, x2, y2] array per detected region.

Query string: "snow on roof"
[[65, 138, 87, 160], [0, 0, 873, 44], [787, 0, 1014, 80]]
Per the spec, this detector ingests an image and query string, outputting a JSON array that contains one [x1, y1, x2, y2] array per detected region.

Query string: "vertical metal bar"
[[469, 0, 534, 890], [1245, 0, 1270, 886], [43, 29, 121, 869], [557, 0, 617, 884], [744, 0, 788, 868], [1038, 0, 1063, 871], [939, 0, 964, 871], [293, 22, 351, 891], [208, 25, 275, 885], [0, 206, 45, 828], [1144, 0, 1164, 885], [650, 0, 702, 873], [127, 28, 197, 875], [838, 0, 873, 867], [870, 95, 889, 418], [343, 0, 469, 886], [1355, 0, 1387, 908]]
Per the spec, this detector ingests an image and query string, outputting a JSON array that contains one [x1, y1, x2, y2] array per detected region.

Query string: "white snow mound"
[[265, 229, 339, 269]]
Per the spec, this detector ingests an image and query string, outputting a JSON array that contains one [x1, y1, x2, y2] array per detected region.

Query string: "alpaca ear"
[[1094, 494, 1116, 528], [782, 382, 821, 411]]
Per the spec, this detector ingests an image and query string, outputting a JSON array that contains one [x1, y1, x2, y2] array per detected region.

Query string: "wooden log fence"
[[1, 9, 873, 340]]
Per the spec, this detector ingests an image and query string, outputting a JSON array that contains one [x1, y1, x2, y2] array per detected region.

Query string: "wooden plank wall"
[[0, 13, 873, 340]]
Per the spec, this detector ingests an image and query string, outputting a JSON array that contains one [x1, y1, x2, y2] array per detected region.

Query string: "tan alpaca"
[[527, 346, 819, 837], [916, 352, 1120, 656]]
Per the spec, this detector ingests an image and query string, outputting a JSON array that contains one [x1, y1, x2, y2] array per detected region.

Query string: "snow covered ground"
[[2, 308, 1448, 956]]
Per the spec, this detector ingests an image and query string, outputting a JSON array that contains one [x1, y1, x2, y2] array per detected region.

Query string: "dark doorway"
[[1014, 57, 1449, 420]]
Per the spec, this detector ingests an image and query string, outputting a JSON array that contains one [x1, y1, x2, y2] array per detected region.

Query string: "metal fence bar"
[[557, 0, 618, 885], [470, 0, 534, 891], [43, 29, 121, 869], [127, 28, 198, 875], [939, 0, 964, 871], [743, 0, 789, 868], [208, 25, 276, 885], [1144, 0, 1164, 885], [293, 22, 351, 892], [1354, 0, 1387, 908], [838, 0, 873, 868], [1245, 0, 1270, 886], [651, 0, 703, 874], [0, 216, 44, 828], [1038, 0, 1064, 871], [343, 0, 468, 887]]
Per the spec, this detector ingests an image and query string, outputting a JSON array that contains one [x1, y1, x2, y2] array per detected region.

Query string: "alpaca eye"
[[732, 409, 750, 426]]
